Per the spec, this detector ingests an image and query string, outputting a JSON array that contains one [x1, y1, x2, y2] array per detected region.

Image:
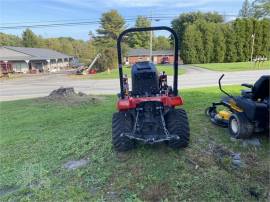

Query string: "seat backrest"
[[252, 75, 270, 100]]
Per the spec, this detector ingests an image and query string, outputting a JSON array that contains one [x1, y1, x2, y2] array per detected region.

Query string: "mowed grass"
[[73, 65, 186, 80], [195, 61, 270, 71], [0, 86, 269, 201]]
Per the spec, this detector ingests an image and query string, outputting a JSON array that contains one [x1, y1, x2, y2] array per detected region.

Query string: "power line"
[[0, 13, 238, 30], [0, 17, 171, 30], [1, 14, 175, 26]]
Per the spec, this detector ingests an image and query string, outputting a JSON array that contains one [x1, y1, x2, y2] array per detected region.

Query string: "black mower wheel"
[[112, 112, 135, 152], [166, 108, 190, 148], [228, 112, 254, 139], [205, 106, 216, 117]]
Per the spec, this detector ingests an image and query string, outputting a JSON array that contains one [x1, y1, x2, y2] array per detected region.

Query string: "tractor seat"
[[241, 75, 270, 101]]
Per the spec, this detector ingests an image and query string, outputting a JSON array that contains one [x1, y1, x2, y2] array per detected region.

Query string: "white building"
[[0, 46, 74, 74]]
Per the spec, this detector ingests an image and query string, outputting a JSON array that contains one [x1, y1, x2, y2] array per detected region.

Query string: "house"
[[0, 46, 74, 74], [125, 48, 182, 65]]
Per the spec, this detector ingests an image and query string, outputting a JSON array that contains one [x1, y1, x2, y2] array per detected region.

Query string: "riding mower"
[[205, 74, 269, 138], [112, 26, 190, 152]]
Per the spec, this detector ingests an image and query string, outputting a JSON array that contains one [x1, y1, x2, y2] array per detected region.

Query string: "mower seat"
[[236, 96, 269, 127], [241, 75, 270, 100], [251, 75, 270, 101]]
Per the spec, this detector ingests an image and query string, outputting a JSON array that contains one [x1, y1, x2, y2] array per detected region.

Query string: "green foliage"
[[93, 10, 126, 72], [258, 18, 270, 58], [22, 28, 39, 47], [224, 25, 237, 62], [93, 48, 117, 72], [0, 33, 22, 46], [153, 36, 171, 50], [173, 11, 270, 64], [212, 25, 226, 63], [239, 0, 269, 18], [172, 11, 224, 48], [196, 21, 215, 63], [251, 0, 270, 18], [1, 30, 95, 63], [127, 16, 151, 49], [181, 24, 201, 64], [95, 9, 125, 48]]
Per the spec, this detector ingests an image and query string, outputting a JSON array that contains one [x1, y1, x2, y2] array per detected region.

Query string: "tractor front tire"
[[112, 112, 135, 152], [228, 112, 253, 139], [166, 108, 190, 149]]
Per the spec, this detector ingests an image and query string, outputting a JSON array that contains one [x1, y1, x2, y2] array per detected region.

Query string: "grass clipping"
[[41, 87, 103, 106]]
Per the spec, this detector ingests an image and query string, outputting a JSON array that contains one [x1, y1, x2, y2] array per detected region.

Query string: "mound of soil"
[[48, 87, 84, 98], [38, 87, 103, 106]]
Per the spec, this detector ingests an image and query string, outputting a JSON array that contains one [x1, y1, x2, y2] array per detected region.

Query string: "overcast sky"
[[0, 0, 243, 40]]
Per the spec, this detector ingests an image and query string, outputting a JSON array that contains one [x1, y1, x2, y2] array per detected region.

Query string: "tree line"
[[0, 30, 96, 64], [0, 12, 170, 70], [172, 13, 270, 64], [0, 0, 269, 70]]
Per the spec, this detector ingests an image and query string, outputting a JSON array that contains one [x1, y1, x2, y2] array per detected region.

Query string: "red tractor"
[[112, 26, 190, 151]]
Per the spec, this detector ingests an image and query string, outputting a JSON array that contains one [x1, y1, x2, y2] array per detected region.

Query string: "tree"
[[251, 0, 270, 18], [95, 10, 125, 48], [93, 10, 126, 71], [172, 12, 224, 47], [22, 28, 38, 47], [233, 19, 246, 61], [224, 25, 237, 62], [212, 25, 226, 62], [243, 18, 254, 60], [196, 20, 215, 63], [258, 18, 270, 58], [93, 48, 117, 72], [153, 36, 171, 50], [181, 24, 203, 64], [127, 16, 151, 48], [239, 0, 252, 17], [0, 33, 22, 46]]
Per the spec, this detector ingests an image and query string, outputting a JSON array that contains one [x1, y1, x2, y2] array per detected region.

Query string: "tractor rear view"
[[112, 26, 190, 152]]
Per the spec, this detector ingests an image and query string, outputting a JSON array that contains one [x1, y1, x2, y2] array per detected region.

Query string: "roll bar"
[[117, 26, 179, 99]]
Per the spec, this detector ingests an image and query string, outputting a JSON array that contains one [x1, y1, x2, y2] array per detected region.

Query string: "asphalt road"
[[0, 66, 269, 101]]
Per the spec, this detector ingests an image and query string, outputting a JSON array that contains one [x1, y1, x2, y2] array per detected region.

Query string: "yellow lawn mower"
[[205, 74, 269, 139]]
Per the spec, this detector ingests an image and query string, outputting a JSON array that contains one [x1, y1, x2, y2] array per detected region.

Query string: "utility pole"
[[250, 34, 255, 62], [149, 10, 153, 62]]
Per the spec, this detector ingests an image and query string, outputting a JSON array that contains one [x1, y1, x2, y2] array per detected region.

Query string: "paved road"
[[0, 66, 269, 101]]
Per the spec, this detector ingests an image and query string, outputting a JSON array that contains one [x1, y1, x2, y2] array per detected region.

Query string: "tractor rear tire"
[[228, 112, 254, 139], [166, 108, 190, 149], [112, 112, 135, 152]]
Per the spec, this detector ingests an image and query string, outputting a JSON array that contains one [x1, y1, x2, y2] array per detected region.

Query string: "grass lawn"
[[71, 65, 186, 80], [0, 86, 269, 201], [195, 61, 270, 71]]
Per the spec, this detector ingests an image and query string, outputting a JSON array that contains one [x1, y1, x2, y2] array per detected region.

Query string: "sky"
[[0, 0, 243, 40]]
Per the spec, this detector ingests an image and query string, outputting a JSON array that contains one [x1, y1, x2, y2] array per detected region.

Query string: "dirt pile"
[[38, 87, 103, 106], [48, 87, 80, 98]]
